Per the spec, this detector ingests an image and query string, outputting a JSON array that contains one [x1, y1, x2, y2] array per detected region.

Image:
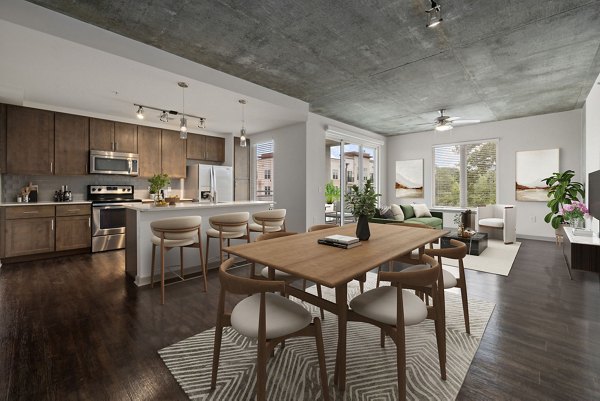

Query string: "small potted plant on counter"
[[148, 173, 170, 206]]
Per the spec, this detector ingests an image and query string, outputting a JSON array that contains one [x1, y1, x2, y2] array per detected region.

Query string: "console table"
[[562, 227, 600, 277]]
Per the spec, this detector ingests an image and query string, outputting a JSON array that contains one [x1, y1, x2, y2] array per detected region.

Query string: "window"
[[255, 141, 274, 201], [332, 169, 339, 180], [433, 140, 497, 208], [347, 170, 354, 183]]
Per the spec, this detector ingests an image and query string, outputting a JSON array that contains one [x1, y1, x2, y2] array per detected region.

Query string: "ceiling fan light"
[[435, 123, 453, 132], [426, 0, 443, 28]]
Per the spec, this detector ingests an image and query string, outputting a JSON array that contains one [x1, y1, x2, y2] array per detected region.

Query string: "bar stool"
[[205, 212, 250, 268], [249, 209, 286, 234], [150, 216, 206, 305]]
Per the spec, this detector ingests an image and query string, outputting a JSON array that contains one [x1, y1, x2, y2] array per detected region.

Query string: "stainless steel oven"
[[89, 185, 140, 252]]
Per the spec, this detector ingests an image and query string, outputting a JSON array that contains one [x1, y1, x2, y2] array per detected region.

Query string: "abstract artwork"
[[395, 159, 424, 198], [515, 148, 559, 201]]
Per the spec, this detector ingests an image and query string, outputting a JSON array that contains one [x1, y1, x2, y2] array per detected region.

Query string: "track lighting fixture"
[[133, 82, 206, 137], [426, 0, 443, 28], [239, 99, 247, 147]]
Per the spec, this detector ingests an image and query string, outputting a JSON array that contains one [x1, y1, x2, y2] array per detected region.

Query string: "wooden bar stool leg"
[[151, 244, 156, 288], [160, 240, 166, 305], [180, 246, 184, 279], [198, 228, 207, 292], [205, 235, 210, 272]]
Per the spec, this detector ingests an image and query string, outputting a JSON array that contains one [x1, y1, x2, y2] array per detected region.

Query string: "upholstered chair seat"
[[231, 292, 313, 339], [350, 286, 428, 326]]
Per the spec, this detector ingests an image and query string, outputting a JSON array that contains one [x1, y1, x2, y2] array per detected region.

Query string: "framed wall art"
[[515, 148, 559, 201], [395, 159, 424, 198]]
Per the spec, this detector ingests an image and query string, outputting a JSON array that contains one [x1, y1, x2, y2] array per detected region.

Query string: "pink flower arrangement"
[[560, 200, 589, 222]]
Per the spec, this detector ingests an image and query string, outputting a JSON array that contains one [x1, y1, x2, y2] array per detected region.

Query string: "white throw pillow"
[[412, 203, 432, 218], [390, 204, 405, 221]]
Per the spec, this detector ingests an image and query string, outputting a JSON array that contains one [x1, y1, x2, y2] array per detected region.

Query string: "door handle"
[[88, 217, 91, 227], [23, 211, 39, 214], [51, 219, 54, 231]]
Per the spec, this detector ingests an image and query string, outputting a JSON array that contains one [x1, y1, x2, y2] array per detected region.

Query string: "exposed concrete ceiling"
[[24, 0, 600, 135]]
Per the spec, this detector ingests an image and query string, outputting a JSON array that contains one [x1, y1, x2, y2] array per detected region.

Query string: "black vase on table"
[[356, 215, 370, 241]]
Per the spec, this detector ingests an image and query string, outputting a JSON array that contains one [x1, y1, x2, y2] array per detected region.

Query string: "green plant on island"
[[148, 173, 170, 195], [344, 177, 381, 218], [541, 170, 585, 229], [325, 181, 341, 204]]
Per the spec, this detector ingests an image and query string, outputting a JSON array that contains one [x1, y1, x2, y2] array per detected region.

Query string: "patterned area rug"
[[159, 273, 495, 400]]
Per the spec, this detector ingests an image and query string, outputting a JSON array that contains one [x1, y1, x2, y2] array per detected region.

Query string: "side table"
[[441, 231, 488, 255]]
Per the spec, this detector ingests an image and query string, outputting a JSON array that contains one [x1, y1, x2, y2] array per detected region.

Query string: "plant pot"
[[356, 215, 370, 241], [569, 217, 584, 229]]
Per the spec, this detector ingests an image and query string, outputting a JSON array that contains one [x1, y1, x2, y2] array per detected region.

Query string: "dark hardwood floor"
[[0, 239, 599, 400]]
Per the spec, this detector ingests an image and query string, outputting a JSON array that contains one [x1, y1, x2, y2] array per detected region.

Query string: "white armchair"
[[476, 204, 516, 244]]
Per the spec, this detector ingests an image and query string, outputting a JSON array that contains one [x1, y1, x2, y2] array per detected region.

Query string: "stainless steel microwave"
[[89, 150, 139, 176]]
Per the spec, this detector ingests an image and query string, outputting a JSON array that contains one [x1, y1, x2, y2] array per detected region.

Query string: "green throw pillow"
[[400, 204, 415, 219]]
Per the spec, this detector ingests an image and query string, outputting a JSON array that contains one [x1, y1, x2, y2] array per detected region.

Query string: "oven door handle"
[[93, 205, 127, 210]]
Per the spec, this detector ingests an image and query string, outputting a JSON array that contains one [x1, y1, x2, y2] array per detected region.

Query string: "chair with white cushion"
[[249, 209, 286, 234], [348, 254, 446, 401], [205, 212, 250, 267], [150, 216, 206, 305], [476, 204, 516, 244], [211, 258, 330, 401]]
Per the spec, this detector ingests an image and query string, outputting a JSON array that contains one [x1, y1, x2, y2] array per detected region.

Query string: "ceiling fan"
[[430, 109, 480, 131]]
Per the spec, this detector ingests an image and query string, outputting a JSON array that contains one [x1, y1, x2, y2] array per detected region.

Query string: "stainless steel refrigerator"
[[185, 164, 234, 202]]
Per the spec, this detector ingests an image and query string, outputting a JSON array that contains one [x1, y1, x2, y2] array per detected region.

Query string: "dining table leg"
[[333, 283, 348, 391]]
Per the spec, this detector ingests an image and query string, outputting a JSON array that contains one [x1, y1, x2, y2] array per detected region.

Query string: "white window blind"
[[433, 140, 497, 208]]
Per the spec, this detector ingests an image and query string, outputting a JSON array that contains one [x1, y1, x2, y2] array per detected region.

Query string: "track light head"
[[198, 117, 206, 129], [136, 106, 144, 119], [159, 111, 169, 122], [426, 0, 443, 28]]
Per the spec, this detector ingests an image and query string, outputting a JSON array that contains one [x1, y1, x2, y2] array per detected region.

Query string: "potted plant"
[[345, 177, 381, 240], [325, 181, 341, 204], [542, 170, 585, 229], [148, 173, 170, 203]]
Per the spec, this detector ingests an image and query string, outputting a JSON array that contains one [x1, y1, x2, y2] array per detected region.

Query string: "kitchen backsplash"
[[1, 174, 184, 203]]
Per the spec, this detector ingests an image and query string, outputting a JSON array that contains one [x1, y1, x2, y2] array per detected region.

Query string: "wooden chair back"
[[256, 231, 298, 242], [425, 239, 467, 260], [219, 258, 285, 295], [308, 224, 338, 232], [379, 254, 440, 288], [209, 212, 250, 233], [151, 216, 202, 240]]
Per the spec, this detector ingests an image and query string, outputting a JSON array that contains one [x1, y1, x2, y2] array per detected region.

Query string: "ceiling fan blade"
[[453, 119, 480, 124], [447, 117, 461, 122]]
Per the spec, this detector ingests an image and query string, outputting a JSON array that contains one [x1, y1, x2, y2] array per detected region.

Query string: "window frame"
[[431, 138, 499, 209]]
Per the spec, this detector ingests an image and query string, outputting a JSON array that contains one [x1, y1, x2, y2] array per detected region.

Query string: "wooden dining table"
[[223, 222, 448, 391]]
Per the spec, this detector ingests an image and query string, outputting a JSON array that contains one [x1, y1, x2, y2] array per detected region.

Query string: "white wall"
[[306, 113, 387, 230], [249, 123, 307, 232], [584, 75, 600, 232], [386, 109, 583, 240]]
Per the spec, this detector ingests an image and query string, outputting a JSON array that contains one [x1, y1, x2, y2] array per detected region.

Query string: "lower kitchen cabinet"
[[55, 204, 91, 251], [4, 217, 55, 257]]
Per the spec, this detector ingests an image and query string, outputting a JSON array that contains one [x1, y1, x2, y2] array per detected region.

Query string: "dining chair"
[[211, 258, 330, 401], [348, 254, 445, 401], [375, 222, 436, 288], [205, 212, 250, 268], [420, 239, 470, 333], [256, 231, 325, 320], [150, 216, 206, 305], [249, 209, 287, 234]]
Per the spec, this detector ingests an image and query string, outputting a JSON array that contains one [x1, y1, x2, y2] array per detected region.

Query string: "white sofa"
[[476, 204, 516, 244]]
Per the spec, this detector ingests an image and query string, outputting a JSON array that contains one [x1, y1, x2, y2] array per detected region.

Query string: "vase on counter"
[[568, 217, 584, 229]]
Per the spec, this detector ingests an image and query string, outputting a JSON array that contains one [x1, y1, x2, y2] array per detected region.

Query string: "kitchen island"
[[124, 201, 272, 286]]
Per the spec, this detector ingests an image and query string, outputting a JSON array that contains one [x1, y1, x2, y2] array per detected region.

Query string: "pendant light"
[[179, 81, 188, 139], [239, 99, 247, 147]]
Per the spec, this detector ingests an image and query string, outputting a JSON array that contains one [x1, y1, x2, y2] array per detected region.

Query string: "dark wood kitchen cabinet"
[[3, 206, 55, 258], [6, 105, 54, 175], [161, 129, 186, 178], [186, 133, 206, 160], [54, 113, 89, 175], [0, 104, 6, 173], [205, 136, 225, 162], [137, 125, 162, 177], [90, 119, 137, 153], [55, 204, 91, 251]]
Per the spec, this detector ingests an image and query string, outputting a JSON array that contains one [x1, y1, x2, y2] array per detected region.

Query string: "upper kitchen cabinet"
[[205, 136, 225, 162], [6, 105, 54, 175], [0, 104, 6, 173], [186, 133, 225, 163], [138, 125, 161, 178], [54, 113, 89, 175], [90, 118, 138, 153], [186, 133, 206, 160], [161, 129, 186, 178]]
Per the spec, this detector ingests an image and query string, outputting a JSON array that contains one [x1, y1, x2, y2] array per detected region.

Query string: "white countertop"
[[0, 201, 92, 207], [124, 200, 272, 212], [563, 227, 600, 246]]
